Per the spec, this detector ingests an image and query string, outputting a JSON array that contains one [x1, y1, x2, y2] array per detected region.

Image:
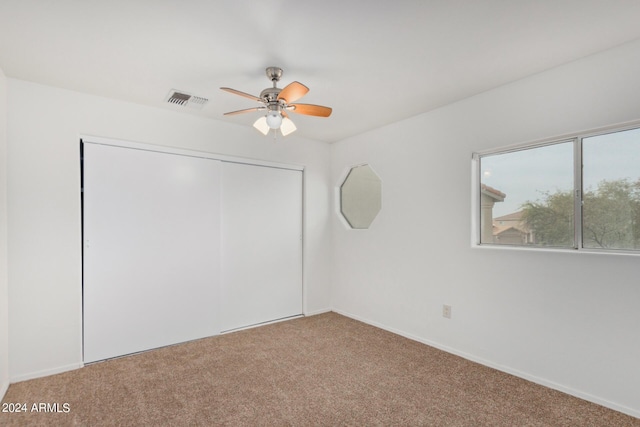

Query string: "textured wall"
[[331, 39, 640, 417], [0, 67, 9, 400], [6, 80, 332, 381]]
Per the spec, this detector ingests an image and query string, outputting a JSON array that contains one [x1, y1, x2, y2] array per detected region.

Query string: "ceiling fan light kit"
[[266, 110, 282, 129], [280, 117, 297, 136], [221, 67, 332, 138]]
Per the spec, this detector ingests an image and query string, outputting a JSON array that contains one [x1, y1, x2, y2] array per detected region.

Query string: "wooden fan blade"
[[290, 103, 332, 117], [223, 107, 265, 116], [277, 81, 309, 103], [220, 87, 262, 102]]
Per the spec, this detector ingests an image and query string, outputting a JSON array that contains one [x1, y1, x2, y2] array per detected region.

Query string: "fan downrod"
[[261, 67, 284, 101]]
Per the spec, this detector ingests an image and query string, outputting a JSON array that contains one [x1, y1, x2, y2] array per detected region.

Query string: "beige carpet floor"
[[1, 312, 638, 426]]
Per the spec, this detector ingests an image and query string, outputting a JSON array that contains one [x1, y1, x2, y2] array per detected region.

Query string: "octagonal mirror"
[[340, 164, 382, 229]]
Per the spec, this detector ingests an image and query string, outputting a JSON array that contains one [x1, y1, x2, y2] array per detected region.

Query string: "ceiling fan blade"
[[223, 107, 265, 116], [220, 87, 262, 102], [277, 81, 309, 103], [290, 103, 332, 117]]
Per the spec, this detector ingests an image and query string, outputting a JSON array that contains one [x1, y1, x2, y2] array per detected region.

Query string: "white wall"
[[331, 38, 640, 417], [6, 80, 332, 381], [0, 67, 9, 400]]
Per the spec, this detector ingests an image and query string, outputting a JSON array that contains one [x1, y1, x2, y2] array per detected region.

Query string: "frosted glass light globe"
[[266, 110, 283, 129]]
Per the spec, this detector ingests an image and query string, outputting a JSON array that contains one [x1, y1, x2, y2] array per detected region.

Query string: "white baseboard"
[[333, 308, 640, 420], [303, 307, 332, 317], [10, 362, 83, 384], [0, 379, 8, 401]]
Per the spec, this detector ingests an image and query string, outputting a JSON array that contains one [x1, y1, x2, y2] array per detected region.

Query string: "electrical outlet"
[[442, 304, 452, 319]]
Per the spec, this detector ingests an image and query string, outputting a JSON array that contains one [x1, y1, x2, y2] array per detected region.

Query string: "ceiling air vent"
[[165, 89, 208, 110]]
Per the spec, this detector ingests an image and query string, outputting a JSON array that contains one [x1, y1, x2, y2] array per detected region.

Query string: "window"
[[582, 127, 640, 250], [475, 124, 640, 253]]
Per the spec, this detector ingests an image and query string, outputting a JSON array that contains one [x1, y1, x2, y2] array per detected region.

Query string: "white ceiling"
[[2, 1, 640, 143]]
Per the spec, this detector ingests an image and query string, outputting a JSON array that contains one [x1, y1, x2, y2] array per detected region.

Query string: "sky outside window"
[[480, 141, 573, 218], [583, 127, 640, 189]]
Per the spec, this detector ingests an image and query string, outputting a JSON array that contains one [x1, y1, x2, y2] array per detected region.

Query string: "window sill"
[[472, 242, 640, 257]]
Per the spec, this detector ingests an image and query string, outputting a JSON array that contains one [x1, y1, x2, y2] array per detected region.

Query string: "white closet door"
[[83, 143, 221, 363], [221, 162, 303, 332]]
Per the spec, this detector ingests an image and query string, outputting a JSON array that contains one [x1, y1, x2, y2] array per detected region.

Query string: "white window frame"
[[472, 120, 640, 256]]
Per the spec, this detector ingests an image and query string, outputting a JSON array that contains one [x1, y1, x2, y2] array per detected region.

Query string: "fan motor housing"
[[260, 87, 281, 103]]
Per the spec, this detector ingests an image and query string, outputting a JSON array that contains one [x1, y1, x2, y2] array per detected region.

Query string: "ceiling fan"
[[221, 67, 332, 137]]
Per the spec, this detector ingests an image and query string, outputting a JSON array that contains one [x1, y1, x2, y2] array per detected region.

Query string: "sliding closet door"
[[221, 162, 303, 332], [83, 143, 221, 363]]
